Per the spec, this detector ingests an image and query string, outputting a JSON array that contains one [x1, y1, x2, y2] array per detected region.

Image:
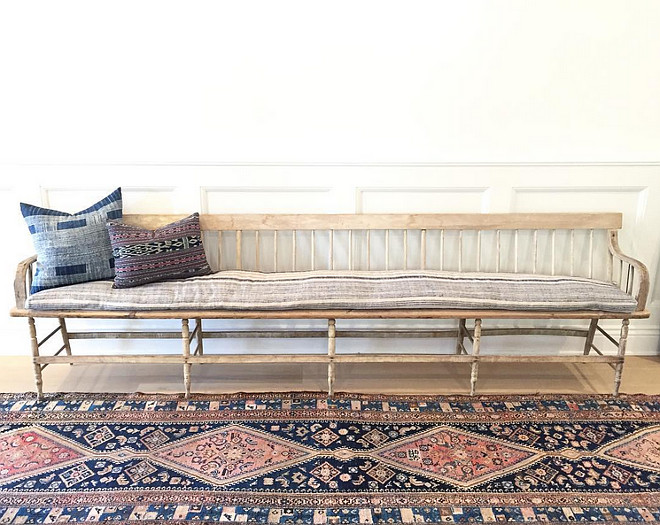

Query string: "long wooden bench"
[[11, 213, 650, 399]]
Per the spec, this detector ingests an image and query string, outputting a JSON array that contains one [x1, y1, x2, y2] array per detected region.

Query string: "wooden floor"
[[2, 355, 660, 395]]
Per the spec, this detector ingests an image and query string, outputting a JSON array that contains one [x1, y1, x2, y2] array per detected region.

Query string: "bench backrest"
[[123, 212, 628, 285]]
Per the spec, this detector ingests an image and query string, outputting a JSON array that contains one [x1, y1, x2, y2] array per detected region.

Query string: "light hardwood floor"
[[2, 355, 659, 395]]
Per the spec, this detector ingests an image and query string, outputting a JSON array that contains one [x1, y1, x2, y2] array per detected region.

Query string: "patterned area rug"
[[1, 392, 660, 524]]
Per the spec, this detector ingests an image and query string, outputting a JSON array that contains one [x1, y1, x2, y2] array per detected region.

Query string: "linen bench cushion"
[[25, 269, 638, 313]]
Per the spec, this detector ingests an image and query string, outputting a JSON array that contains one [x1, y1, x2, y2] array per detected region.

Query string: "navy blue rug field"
[[1, 392, 659, 524]]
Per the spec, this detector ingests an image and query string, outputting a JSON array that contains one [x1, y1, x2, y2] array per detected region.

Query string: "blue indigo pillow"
[[21, 188, 123, 294]]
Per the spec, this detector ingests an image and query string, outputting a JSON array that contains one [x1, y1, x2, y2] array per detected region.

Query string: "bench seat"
[[25, 269, 638, 314]]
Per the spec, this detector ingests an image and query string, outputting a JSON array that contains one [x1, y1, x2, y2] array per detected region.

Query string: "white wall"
[[1, 0, 659, 165], [1, 1, 659, 357]]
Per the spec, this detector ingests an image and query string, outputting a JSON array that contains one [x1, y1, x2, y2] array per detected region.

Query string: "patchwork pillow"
[[107, 213, 212, 288], [21, 188, 123, 294]]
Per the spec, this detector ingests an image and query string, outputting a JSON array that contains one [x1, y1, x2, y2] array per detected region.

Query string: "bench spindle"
[[570, 229, 575, 276], [630, 266, 635, 294], [385, 229, 389, 270], [533, 229, 538, 274], [551, 229, 556, 275], [589, 229, 594, 279], [311, 230, 316, 270], [458, 230, 463, 272], [330, 230, 334, 270], [403, 229, 408, 270], [235, 230, 242, 270], [514, 229, 519, 273], [255, 231, 260, 271], [274, 230, 278, 272], [421, 229, 427, 270], [217, 230, 222, 270], [476, 230, 482, 272], [367, 229, 371, 270], [496, 229, 501, 273], [440, 230, 445, 271], [349, 230, 353, 270]]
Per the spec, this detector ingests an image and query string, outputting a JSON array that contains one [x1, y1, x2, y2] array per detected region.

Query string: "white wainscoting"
[[4, 163, 660, 358]]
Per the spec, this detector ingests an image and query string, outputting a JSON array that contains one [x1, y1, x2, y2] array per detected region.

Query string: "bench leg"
[[613, 319, 629, 397], [59, 318, 73, 364], [456, 319, 466, 354], [583, 319, 598, 355], [327, 319, 336, 396], [181, 319, 192, 399], [195, 318, 204, 356], [28, 317, 44, 400], [470, 319, 482, 396]]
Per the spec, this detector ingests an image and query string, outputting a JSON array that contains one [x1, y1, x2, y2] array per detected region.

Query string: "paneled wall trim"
[[4, 163, 660, 357]]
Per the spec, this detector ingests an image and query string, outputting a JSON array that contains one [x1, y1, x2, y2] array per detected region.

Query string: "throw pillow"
[[107, 213, 212, 288], [21, 188, 123, 293]]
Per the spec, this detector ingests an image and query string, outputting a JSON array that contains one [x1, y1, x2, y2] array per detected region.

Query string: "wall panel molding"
[[40, 186, 179, 212], [201, 186, 334, 214], [356, 186, 490, 213]]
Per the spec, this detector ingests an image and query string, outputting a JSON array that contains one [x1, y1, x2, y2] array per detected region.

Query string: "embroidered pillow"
[[21, 188, 123, 293], [107, 213, 212, 288]]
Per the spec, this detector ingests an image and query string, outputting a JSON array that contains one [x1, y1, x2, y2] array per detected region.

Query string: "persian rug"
[[1, 392, 660, 524]]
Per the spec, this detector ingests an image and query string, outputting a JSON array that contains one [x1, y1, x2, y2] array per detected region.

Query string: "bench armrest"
[[14, 255, 37, 309], [608, 231, 649, 312]]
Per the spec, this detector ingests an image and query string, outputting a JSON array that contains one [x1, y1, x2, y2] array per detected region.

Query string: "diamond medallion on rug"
[[375, 426, 540, 487], [0, 427, 84, 484], [601, 426, 660, 472], [1, 392, 660, 524], [153, 424, 314, 484]]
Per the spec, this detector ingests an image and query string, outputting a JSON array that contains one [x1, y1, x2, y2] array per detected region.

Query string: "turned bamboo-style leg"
[[195, 318, 204, 356], [181, 319, 192, 399], [456, 319, 466, 354], [470, 319, 482, 396], [59, 318, 73, 364], [327, 319, 336, 396], [28, 317, 43, 400], [583, 319, 598, 355], [613, 319, 629, 397]]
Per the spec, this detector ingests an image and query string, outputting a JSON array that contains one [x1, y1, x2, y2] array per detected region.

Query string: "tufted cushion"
[[21, 188, 122, 293], [25, 269, 638, 313], [107, 213, 212, 288]]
